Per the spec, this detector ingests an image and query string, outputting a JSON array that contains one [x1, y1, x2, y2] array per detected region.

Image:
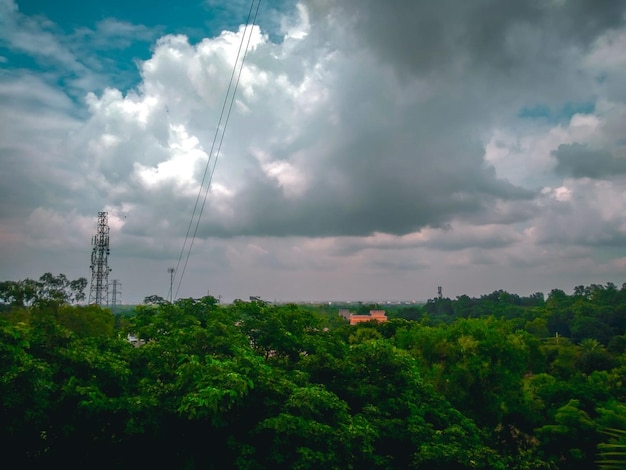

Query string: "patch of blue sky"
[[15, 0, 297, 44], [517, 101, 596, 123], [0, 36, 146, 99], [204, 0, 299, 43], [16, 1, 207, 39], [7, 0, 299, 95], [0, 48, 40, 70]]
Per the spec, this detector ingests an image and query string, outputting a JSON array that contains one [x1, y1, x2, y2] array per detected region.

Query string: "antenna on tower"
[[89, 211, 112, 305], [167, 267, 175, 303], [437, 286, 443, 300]]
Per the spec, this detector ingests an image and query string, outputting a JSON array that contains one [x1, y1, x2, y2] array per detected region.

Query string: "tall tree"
[[0, 273, 87, 307]]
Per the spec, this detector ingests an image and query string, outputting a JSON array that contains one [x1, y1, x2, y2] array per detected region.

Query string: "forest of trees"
[[2, 274, 626, 468]]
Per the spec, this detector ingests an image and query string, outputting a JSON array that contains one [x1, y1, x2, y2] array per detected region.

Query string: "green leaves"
[[2, 282, 626, 469], [597, 427, 626, 470], [234, 301, 322, 362], [0, 273, 87, 307], [177, 355, 258, 424], [536, 399, 601, 468]]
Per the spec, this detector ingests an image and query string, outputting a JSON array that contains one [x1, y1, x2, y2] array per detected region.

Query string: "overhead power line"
[[173, 0, 263, 300]]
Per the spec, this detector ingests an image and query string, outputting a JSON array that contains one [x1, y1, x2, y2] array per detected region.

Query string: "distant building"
[[339, 309, 351, 321], [126, 334, 145, 347], [348, 309, 388, 325]]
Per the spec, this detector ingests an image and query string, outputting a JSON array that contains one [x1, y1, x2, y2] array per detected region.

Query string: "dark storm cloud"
[[186, 18, 540, 238], [530, 184, 626, 249], [313, 0, 625, 75], [32, 0, 621, 244], [197, 153, 534, 238], [193, 0, 622, 239], [553, 143, 626, 179]]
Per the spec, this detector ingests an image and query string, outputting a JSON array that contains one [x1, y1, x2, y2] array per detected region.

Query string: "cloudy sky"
[[1, 0, 626, 304]]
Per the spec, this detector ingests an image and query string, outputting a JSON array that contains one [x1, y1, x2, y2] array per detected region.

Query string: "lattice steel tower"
[[167, 267, 175, 303], [89, 211, 112, 305], [111, 279, 122, 307]]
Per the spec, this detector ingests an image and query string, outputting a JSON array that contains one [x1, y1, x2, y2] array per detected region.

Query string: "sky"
[[1, 0, 626, 305]]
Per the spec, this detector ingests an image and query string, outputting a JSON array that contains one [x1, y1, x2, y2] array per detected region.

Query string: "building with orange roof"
[[348, 309, 388, 325]]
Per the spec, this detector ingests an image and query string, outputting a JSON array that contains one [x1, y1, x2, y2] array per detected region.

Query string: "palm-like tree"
[[597, 427, 626, 469]]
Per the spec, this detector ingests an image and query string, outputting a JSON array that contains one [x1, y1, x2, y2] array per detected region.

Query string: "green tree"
[[233, 300, 322, 363], [254, 385, 363, 469], [536, 399, 601, 469], [0, 273, 87, 307], [321, 339, 506, 468], [57, 304, 115, 338], [0, 319, 54, 461], [596, 403, 626, 470], [597, 427, 626, 470], [576, 339, 617, 375]]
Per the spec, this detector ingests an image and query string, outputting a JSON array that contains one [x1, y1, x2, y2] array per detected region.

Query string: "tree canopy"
[[2, 276, 626, 468]]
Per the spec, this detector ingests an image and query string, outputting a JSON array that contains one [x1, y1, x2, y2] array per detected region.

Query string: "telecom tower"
[[111, 279, 122, 307], [167, 267, 175, 303], [89, 211, 112, 305]]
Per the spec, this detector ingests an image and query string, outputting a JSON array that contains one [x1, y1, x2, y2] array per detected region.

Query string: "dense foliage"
[[2, 277, 626, 468]]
